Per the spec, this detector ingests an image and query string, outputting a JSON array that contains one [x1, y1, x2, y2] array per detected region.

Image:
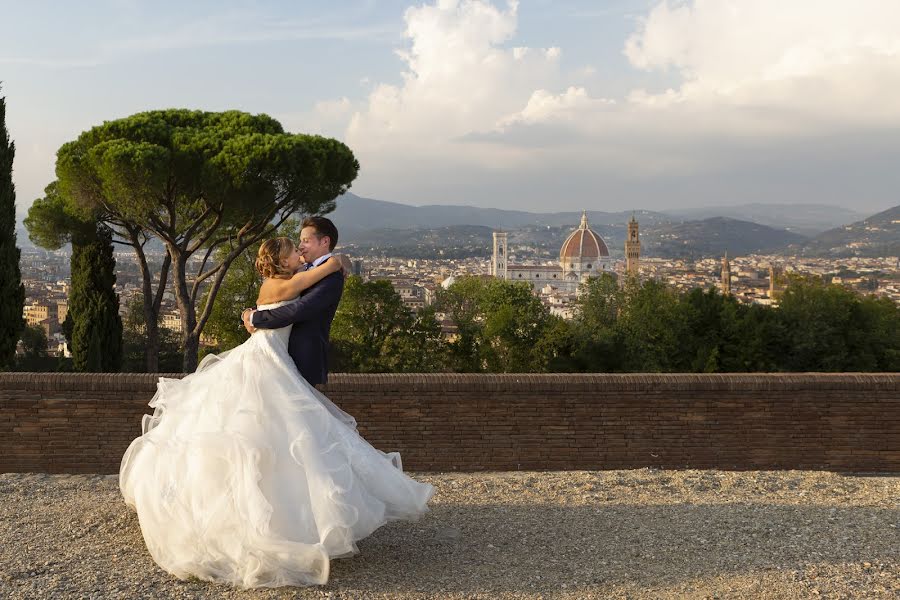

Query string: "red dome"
[[560, 212, 609, 260]]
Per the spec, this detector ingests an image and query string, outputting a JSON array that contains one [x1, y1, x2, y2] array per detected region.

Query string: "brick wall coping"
[[1, 372, 897, 393]]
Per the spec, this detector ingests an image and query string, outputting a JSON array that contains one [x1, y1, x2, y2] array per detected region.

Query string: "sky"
[[3, 0, 900, 220]]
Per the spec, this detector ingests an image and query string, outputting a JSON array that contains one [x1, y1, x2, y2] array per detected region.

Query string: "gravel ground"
[[0, 469, 897, 599]]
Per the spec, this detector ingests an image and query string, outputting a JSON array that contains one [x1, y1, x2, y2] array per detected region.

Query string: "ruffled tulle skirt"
[[119, 333, 434, 588]]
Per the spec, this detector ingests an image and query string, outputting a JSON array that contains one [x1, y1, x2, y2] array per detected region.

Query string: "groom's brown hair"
[[301, 216, 338, 251]]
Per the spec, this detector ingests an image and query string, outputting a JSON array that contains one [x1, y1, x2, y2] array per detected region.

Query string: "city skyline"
[[4, 0, 900, 221]]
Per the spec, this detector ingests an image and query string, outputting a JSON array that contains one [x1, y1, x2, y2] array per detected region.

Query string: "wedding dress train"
[[119, 299, 434, 588]]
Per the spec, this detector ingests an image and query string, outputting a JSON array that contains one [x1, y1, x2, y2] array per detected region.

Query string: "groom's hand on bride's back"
[[241, 308, 258, 334]]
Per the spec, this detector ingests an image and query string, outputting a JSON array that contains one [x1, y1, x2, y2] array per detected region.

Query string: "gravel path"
[[1, 469, 898, 599]]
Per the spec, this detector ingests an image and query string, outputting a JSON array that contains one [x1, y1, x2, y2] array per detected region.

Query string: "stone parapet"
[[1, 373, 897, 473]]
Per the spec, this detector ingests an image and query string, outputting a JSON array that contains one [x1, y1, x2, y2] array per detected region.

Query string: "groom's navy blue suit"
[[251, 264, 344, 386]]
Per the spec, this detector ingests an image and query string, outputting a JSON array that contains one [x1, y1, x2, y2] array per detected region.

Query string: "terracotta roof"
[[559, 212, 609, 259]]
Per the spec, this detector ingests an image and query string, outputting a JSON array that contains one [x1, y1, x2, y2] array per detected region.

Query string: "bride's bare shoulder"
[[256, 278, 276, 305]]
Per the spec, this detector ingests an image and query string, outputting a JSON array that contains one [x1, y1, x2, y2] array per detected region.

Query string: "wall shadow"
[[327, 501, 899, 595]]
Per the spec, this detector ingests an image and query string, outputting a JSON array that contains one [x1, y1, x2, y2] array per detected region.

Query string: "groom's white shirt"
[[309, 253, 333, 269]]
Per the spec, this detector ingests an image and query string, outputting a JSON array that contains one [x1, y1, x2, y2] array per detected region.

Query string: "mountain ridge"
[[330, 193, 866, 237], [794, 205, 900, 258]]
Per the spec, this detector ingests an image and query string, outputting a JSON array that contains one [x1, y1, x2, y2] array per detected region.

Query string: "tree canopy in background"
[[330, 277, 447, 373], [45, 109, 358, 372], [67, 226, 123, 372], [26, 182, 122, 372]]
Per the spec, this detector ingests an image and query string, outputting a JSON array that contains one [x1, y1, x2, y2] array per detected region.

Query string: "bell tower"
[[721, 251, 732, 296], [492, 231, 508, 279], [625, 213, 640, 277]]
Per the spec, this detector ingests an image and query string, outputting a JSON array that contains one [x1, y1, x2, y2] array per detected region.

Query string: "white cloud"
[[497, 87, 615, 128], [624, 0, 900, 124], [328, 0, 900, 211], [277, 97, 358, 140], [345, 0, 564, 167], [314, 97, 354, 119]]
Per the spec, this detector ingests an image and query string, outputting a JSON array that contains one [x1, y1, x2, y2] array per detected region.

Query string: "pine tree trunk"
[[144, 317, 161, 372], [182, 332, 200, 374], [131, 236, 166, 373], [169, 249, 199, 373]]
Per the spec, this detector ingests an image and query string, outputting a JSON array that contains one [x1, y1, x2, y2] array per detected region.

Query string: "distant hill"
[[330, 193, 671, 234], [641, 217, 808, 259], [23, 192, 866, 261], [665, 203, 865, 237], [340, 224, 495, 260], [331, 195, 820, 259], [339, 215, 808, 261], [794, 205, 900, 258]]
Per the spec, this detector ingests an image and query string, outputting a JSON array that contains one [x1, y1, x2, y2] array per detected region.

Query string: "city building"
[[491, 211, 612, 293], [625, 213, 640, 278], [721, 252, 732, 295], [56, 300, 68, 325], [391, 280, 427, 311], [23, 302, 50, 327]]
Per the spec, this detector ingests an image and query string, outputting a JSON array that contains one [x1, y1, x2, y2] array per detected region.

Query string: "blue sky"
[[3, 0, 900, 219]]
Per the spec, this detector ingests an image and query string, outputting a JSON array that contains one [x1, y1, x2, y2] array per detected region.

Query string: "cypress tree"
[[0, 87, 25, 369], [69, 225, 122, 372]]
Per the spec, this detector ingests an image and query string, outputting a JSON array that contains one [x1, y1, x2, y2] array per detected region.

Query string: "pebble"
[[0, 469, 898, 599]]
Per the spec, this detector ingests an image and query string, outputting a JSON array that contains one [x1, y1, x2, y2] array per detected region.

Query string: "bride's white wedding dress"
[[119, 299, 434, 588]]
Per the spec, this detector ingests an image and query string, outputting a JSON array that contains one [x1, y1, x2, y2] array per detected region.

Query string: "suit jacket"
[[251, 270, 344, 386]]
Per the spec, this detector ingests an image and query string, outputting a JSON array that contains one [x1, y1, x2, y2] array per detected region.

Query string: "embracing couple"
[[119, 216, 434, 589]]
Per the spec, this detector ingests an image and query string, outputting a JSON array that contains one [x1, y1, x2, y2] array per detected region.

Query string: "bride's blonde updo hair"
[[255, 237, 296, 279]]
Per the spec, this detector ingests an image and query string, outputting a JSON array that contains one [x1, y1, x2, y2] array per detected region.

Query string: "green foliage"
[[201, 265, 900, 374], [68, 226, 123, 372], [857, 295, 900, 371], [55, 109, 357, 238], [400, 305, 449, 372], [0, 90, 24, 368], [724, 303, 785, 372], [432, 277, 485, 372], [19, 324, 48, 358], [121, 294, 184, 373], [52, 108, 359, 372], [23, 181, 94, 249], [436, 277, 554, 372], [576, 273, 623, 333], [777, 276, 900, 371], [532, 314, 590, 372], [26, 180, 134, 371], [676, 287, 744, 372], [15, 325, 58, 372], [568, 274, 900, 373], [25, 181, 122, 372], [330, 277, 447, 373], [570, 273, 625, 371], [616, 278, 686, 372]]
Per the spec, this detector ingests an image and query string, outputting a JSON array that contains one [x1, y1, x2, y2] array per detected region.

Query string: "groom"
[[241, 216, 345, 386]]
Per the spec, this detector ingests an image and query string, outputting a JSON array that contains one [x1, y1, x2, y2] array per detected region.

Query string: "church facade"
[[491, 212, 613, 293]]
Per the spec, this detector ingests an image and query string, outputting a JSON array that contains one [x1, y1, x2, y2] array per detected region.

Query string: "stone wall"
[[1, 373, 897, 473]]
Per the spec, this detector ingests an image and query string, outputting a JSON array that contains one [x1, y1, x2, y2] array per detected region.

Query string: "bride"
[[119, 237, 435, 588]]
